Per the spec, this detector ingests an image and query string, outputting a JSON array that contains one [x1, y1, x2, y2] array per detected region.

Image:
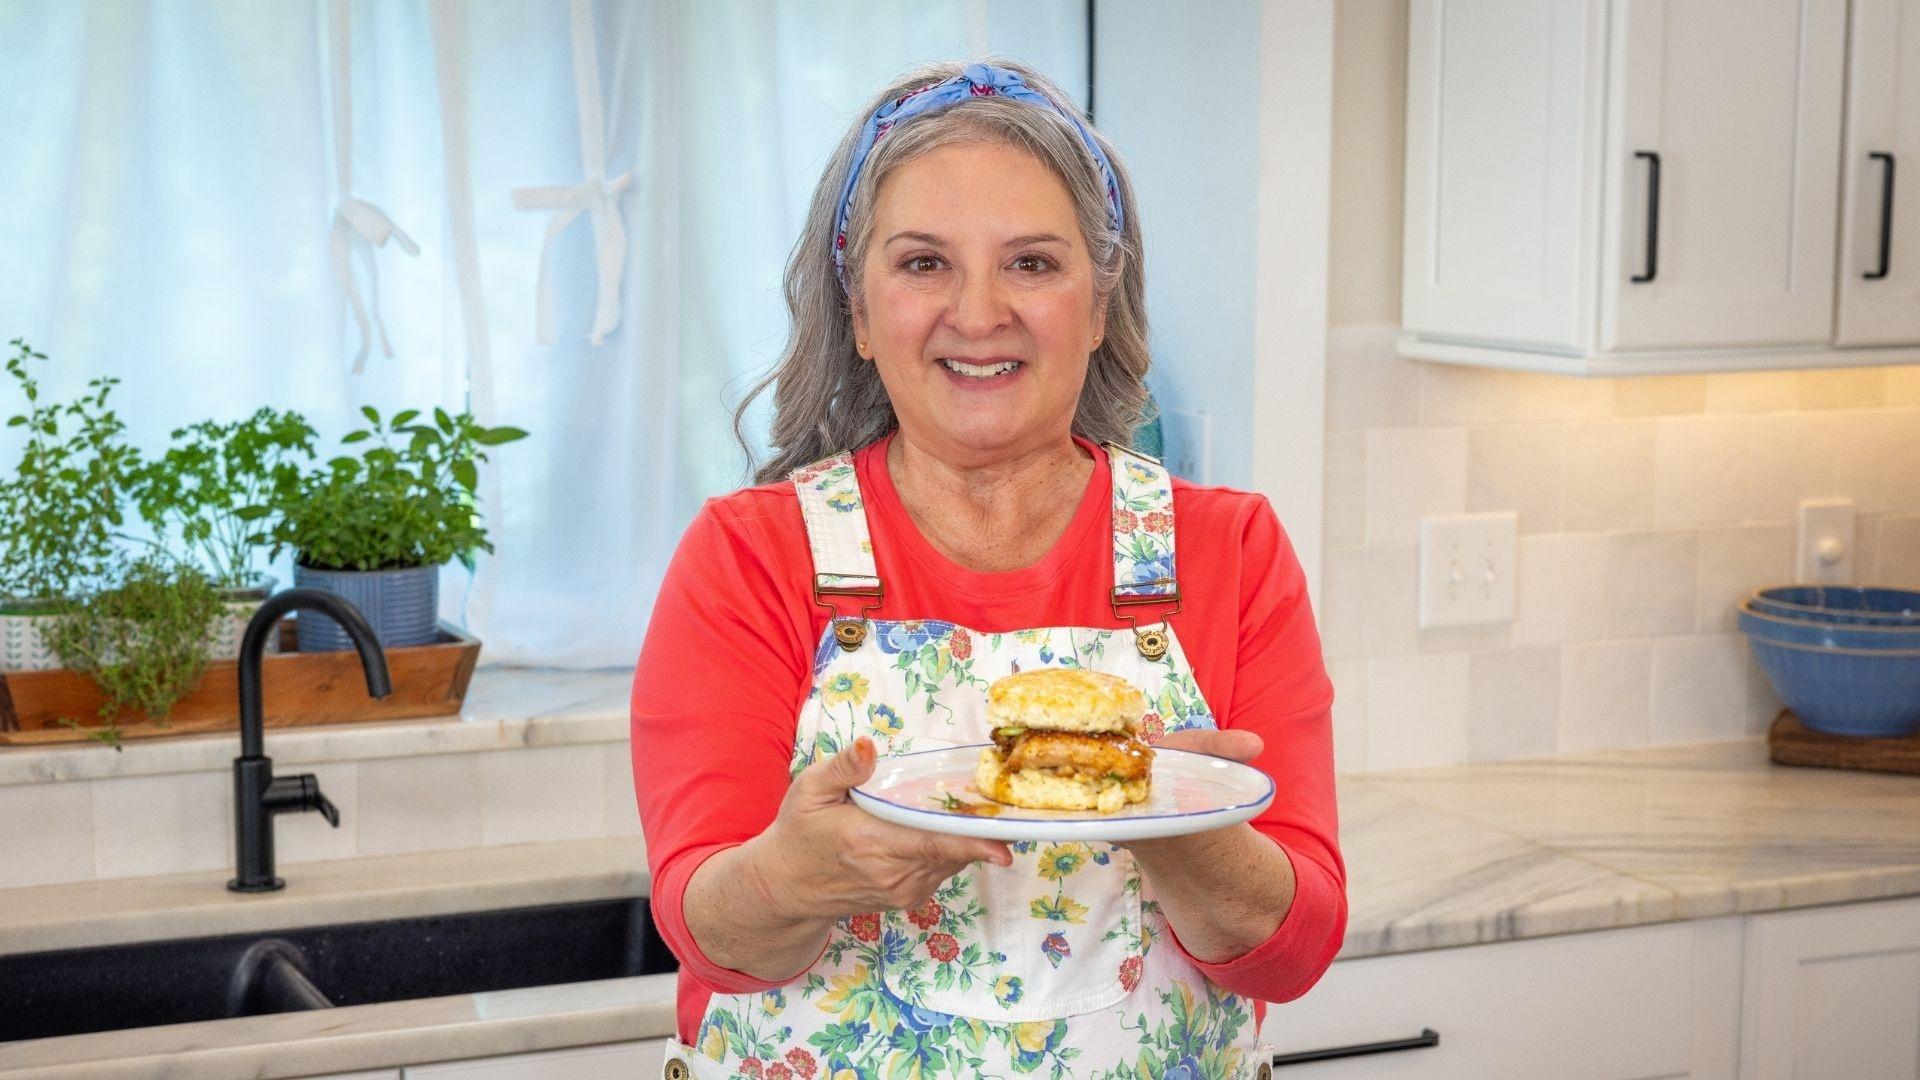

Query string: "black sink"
[[0, 896, 677, 1043]]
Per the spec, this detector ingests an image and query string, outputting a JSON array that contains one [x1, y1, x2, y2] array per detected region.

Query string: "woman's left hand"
[[1118, 727, 1262, 855], [1116, 725, 1294, 963], [1148, 727, 1263, 765]]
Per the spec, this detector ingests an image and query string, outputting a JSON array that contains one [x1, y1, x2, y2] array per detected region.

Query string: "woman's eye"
[[899, 254, 1056, 274]]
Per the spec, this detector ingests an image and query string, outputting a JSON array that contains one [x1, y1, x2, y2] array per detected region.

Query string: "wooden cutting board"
[[1768, 711, 1920, 776]]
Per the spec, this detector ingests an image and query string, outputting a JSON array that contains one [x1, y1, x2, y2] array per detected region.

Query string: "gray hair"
[[733, 56, 1151, 485]]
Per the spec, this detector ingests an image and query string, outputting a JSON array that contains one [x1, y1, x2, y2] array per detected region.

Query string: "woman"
[[632, 58, 1344, 1080]]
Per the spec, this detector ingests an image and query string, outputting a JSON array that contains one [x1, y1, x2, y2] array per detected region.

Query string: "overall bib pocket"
[[878, 839, 1145, 1023]]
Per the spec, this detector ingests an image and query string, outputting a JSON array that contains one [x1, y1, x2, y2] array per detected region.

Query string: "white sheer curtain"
[[0, 0, 1088, 668]]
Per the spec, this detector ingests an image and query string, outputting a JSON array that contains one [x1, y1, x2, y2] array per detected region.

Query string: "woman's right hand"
[[745, 737, 1012, 925]]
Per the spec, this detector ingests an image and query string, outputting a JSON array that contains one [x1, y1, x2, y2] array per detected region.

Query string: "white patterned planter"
[[0, 606, 67, 672], [206, 577, 279, 660], [2, 577, 278, 671]]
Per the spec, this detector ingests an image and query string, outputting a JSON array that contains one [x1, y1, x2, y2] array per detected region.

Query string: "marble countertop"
[[1340, 739, 1920, 954], [2, 974, 679, 1080], [7, 738, 1920, 1079], [0, 837, 650, 957], [0, 838, 657, 1080]]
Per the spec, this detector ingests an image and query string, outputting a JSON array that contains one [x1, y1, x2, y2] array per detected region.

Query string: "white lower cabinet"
[[303, 1072, 401, 1080], [1740, 895, 1920, 1080], [1265, 897, 1920, 1079], [400, 1038, 667, 1079], [322, 898, 1920, 1080], [1264, 918, 1742, 1078]]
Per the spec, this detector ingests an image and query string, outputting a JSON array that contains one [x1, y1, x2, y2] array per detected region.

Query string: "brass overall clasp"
[[1112, 581, 1181, 661], [814, 577, 885, 651]]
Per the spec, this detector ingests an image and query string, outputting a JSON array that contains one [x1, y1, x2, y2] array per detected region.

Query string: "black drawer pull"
[[1273, 1028, 1441, 1067], [1866, 152, 1895, 280], [1631, 151, 1661, 283]]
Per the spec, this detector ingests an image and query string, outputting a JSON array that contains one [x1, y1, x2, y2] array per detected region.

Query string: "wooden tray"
[[1768, 711, 1920, 776], [0, 619, 481, 746]]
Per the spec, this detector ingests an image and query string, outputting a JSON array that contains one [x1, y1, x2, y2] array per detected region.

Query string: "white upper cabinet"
[[1836, 0, 1920, 346], [1401, 0, 1920, 375], [1599, 0, 1845, 351], [1400, 0, 1596, 351]]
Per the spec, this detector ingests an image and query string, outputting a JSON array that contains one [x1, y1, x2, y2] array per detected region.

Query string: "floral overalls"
[[660, 444, 1276, 1080]]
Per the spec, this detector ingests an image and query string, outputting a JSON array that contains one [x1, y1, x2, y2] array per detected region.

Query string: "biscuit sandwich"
[[975, 668, 1155, 813]]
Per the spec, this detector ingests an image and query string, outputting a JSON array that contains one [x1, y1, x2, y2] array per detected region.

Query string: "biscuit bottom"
[[975, 747, 1151, 814]]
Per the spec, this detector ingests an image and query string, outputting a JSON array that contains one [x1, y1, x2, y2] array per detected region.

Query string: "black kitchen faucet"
[[229, 588, 392, 892]]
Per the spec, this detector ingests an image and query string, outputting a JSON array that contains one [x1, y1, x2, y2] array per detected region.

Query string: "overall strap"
[[791, 452, 883, 650], [1104, 442, 1180, 659]]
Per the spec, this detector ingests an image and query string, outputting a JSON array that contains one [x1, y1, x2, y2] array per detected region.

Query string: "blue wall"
[[1095, 0, 1262, 488]]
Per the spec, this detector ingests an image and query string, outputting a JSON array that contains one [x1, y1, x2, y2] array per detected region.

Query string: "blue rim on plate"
[[848, 743, 1277, 842]]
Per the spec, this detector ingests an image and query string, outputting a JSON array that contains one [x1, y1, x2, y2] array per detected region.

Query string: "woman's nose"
[[945, 270, 1013, 338]]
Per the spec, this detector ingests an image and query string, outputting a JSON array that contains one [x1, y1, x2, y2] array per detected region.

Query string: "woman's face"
[[853, 139, 1105, 461]]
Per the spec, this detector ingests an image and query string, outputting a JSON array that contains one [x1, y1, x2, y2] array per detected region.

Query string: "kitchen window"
[[0, 0, 1091, 667]]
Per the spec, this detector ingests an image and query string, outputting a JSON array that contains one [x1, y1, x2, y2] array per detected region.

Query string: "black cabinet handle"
[[1866, 152, 1895, 280], [1272, 1028, 1441, 1067], [1632, 151, 1661, 283]]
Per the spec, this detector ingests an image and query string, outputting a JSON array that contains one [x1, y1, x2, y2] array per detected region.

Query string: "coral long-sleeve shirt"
[[629, 434, 1345, 1044]]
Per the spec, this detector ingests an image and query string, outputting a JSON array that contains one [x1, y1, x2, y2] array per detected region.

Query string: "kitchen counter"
[[0, 837, 660, 1079], [1342, 739, 1920, 953], [6, 738, 1919, 1078]]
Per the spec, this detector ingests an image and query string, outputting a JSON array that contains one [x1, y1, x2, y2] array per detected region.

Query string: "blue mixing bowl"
[[1738, 603, 1920, 737], [1750, 585, 1920, 627]]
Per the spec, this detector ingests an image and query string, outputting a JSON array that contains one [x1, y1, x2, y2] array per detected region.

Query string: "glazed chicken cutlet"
[[975, 668, 1154, 813]]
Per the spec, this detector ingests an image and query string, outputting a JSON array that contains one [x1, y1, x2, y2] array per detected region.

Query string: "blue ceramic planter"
[[291, 563, 440, 652], [1738, 604, 1920, 737]]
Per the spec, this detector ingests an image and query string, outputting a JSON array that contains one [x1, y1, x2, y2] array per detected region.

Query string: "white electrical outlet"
[[1159, 407, 1212, 482], [1419, 512, 1518, 629], [1797, 498, 1855, 584]]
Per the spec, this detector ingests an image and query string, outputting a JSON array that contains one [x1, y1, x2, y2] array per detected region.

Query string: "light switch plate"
[[1159, 407, 1212, 483], [1419, 512, 1518, 629], [1797, 498, 1855, 584]]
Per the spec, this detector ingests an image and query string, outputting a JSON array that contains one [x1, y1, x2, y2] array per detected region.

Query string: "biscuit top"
[[986, 667, 1147, 734]]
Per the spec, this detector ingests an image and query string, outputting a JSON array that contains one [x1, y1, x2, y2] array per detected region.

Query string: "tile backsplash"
[[0, 741, 640, 890], [1323, 324, 1920, 773]]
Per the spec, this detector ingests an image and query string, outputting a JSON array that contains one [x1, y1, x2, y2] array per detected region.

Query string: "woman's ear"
[[849, 295, 871, 359]]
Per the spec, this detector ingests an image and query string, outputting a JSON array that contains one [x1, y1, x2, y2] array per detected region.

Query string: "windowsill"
[[0, 666, 632, 787]]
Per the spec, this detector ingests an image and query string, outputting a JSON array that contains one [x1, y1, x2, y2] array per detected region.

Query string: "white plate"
[[849, 744, 1276, 842]]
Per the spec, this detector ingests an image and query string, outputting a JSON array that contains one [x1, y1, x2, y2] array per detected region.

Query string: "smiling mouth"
[[937, 358, 1024, 378]]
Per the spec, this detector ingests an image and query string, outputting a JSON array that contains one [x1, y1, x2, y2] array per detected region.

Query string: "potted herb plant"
[[267, 405, 526, 652], [129, 408, 319, 657], [40, 551, 225, 749], [0, 339, 140, 670]]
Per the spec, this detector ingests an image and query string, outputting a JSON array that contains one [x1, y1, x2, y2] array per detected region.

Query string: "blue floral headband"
[[831, 62, 1124, 290]]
